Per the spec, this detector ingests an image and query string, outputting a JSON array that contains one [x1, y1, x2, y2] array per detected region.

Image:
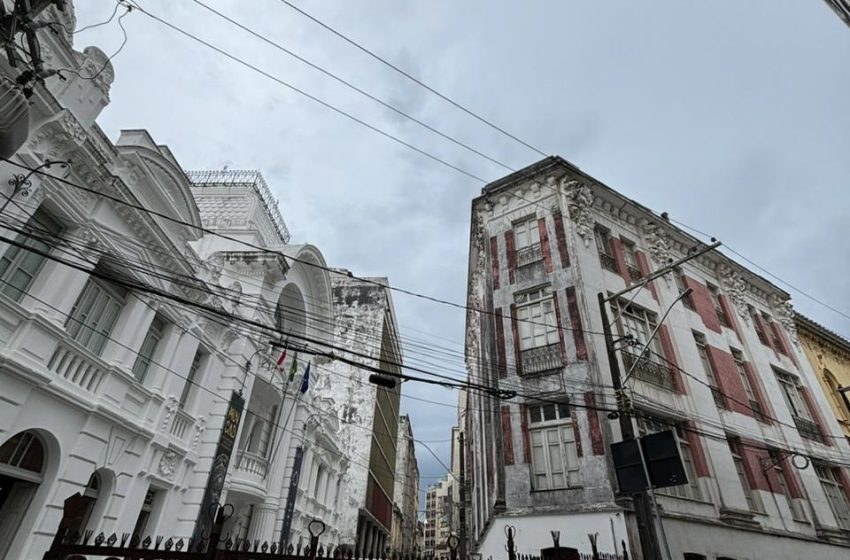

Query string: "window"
[[0, 209, 62, 302], [769, 450, 807, 522], [727, 438, 764, 513], [764, 313, 786, 354], [616, 302, 673, 389], [526, 402, 579, 490], [515, 287, 562, 374], [180, 350, 204, 408], [594, 225, 616, 271], [814, 464, 850, 529], [774, 369, 821, 442], [708, 284, 729, 327], [731, 349, 763, 421], [132, 489, 158, 539], [66, 277, 126, 356], [694, 333, 726, 409], [674, 268, 694, 310], [514, 218, 542, 268], [131, 316, 166, 383], [824, 369, 850, 423], [638, 417, 702, 500], [621, 239, 642, 282]]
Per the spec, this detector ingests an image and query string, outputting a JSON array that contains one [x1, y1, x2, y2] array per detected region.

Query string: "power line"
[[273, 0, 548, 159]]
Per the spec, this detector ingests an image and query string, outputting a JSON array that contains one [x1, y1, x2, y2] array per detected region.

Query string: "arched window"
[[824, 369, 850, 421], [275, 284, 307, 340], [0, 430, 45, 478]]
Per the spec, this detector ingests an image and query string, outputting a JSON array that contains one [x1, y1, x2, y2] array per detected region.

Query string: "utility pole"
[[598, 241, 721, 560], [458, 430, 467, 560]]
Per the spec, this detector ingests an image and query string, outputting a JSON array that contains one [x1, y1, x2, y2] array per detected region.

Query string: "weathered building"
[[797, 315, 850, 443], [392, 415, 420, 555], [463, 156, 850, 559], [424, 476, 453, 560], [324, 273, 403, 555]]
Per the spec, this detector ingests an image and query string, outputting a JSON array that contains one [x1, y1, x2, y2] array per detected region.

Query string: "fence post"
[[504, 526, 516, 560], [204, 504, 229, 560], [308, 518, 326, 560]]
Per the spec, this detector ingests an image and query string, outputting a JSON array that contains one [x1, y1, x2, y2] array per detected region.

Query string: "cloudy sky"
[[74, 1, 850, 504]]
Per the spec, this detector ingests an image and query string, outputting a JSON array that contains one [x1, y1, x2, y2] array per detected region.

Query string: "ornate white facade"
[[0, 4, 360, 557]]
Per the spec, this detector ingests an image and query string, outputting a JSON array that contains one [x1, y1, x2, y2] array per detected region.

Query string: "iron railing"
[[621, 352, 674, 390], [627, 265, 642, 283], [711, 386, 727, 409], [186, 169, 290, 244], [517, 243, 543, 268], [749, 399, 765, 422], [599, 252, 617, 272], [793, 416, 823, 443], [520, 343, 563, 375]]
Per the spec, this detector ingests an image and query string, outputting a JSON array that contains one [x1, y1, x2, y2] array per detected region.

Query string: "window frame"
[[514, 286, 559, 351], [180, 350, 205, 408], [594, 225, 616, 271], [728, 438, 764, 513], [693, 332, 726, 409], [707, 284, 729, 327], [526, 402, 579, 491], [131, 315, 166, 383], [0, 209, 62, 302], [514, 217, 540, 251], [814, 463, 850, 530], [638, 417, 702, 501], [65, 277, 126, 356]]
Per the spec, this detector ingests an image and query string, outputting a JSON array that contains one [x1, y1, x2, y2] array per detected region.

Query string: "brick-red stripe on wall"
[[510, 304, 523, 376], [635, 250, 657, 300], [519, 404, 530, 463], [501, 405, 514, 466], [489, 235, 500, 289], [743, 361, 773, 423], [552, 211, 570, 268], [495, 309, 508, 379], [685, 421, 710, 477], [658, 325, 686, 393], [718, 294, 740, 340], [552, 291, 567, 365], [570, 407, 583, 458], [565, 287, 587, 361], [584, 391, 605, 455], [740, 442, 772, 492], [505, 230, 516, 284], [706, 346, 750, 415], [610, 237, 628, 281], [538, 217, 553, 274], [684, 276, 721, 333]]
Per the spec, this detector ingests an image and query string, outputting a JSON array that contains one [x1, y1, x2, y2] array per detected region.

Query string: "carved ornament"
[[26, 109, 87, 160], [562, 179, 594, 247], [769, 294, 798, 346], [718, 264, 750, 323], [158, 450, 178, 479]]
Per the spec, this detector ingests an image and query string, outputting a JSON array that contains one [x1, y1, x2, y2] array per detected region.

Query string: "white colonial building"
[[463, 156, 850, 559], [0, 4, 353, 557]]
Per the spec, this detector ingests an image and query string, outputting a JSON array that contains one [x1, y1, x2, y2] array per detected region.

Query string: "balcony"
[[793, 416, 823, 443], [749, 399, 765, 422], [622, 352, 674, 390], [520, 343, 563, 375], [599, 252, 617, 272], [230, 449, 270, 498], [516, 243, 543, 268]]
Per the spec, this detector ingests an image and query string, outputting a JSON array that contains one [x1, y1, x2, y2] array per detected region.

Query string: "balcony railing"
[[516, 243, 543, 268], [599, 252, 617, 272], [47, 341, 106, 394], [235, 449, 269, 479], [627, 265, 643, 283], [793, 416, 823, 443], [622, 352, 674, 390], [520, 343, 563, 375]]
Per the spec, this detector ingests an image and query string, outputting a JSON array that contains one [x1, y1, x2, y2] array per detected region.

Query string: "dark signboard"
[[279, 445, 304, 548], [192, 391, 244, 544], [610, 430, 687, 494]]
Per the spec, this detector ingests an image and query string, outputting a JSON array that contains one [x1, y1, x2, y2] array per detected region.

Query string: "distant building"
[[796, 315, 850, 442], [392, 415, 420, 554], [424, 476, 453, 560], [463, 156, 850, 559], [323, 273, 403, 556]]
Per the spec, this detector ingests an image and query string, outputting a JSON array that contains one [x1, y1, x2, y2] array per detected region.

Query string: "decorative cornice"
[[563, 179, 594, 247]]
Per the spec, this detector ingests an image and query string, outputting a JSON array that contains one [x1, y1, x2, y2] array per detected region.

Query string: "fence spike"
[[253, 539, 260, 552], [73, 530, 84, 545], [176, 538, 185, 551], [319, 545, 325, 558], [242, 538, 251, 551], [288, 543, 295, 554], [120, 532, 130, 547], [155, 535, 164, 550], [224, 537, 233, 550], [142, 535, 152, 549], [94, 532, 105, 546], [164, 537, 174, 551], [262, 541, 269, 553], [272, 542, 279, 553], [106, 533, 118, 546]]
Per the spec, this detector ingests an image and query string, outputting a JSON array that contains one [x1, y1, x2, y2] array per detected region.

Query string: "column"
[[246, 502, 278, 544], [101, 294, 156, 369], [160, 329, 200, 398]]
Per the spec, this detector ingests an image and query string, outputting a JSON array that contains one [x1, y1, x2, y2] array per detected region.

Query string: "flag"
[[288, 352, 298, 382], [275, 347, 287, 370], [299, 362, 311, 394]]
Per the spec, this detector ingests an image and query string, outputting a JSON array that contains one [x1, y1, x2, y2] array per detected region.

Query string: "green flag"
[[288, 352, 298, 382]]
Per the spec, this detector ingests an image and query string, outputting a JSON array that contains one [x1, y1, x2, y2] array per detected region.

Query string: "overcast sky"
[[75, 1, 850, 503]]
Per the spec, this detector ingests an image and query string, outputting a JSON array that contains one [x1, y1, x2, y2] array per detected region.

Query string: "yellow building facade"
[[796, 314, 850, 441]]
